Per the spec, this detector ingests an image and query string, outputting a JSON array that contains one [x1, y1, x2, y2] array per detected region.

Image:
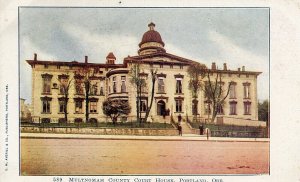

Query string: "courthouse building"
[[26, 22, 264, 126]]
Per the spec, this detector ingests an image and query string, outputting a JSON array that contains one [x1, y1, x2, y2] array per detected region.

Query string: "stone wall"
[[217, 116, 266, 127], [21, 126, 178, 136]]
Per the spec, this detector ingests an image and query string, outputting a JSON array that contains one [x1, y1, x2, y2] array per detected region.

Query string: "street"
[[21, 138, 269, 175]]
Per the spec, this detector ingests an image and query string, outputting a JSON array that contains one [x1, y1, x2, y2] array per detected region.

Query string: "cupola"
[[138, 22, 166, 55]]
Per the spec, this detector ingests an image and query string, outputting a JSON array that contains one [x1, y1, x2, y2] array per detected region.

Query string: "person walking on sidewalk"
[[199, 124, 204, 135], [178, 123, 182, 136]]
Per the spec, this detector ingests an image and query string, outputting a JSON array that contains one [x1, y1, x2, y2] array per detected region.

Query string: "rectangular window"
[[113, 76, 117, 93], [75, 80, 84, 95], [59, 100, 66, 113], [217, 104, 224, 115], [205, 102, 211, 114], [229, 84, 236, 99], [89, 101, 97, 113], [141, 78, 147, 93], [121, 76, 126, 93], [244, 102, 251, 115], [100, 81, 104, 96], [244, 84, 250, 99], [158, 78, 165, 93], [42, 100, 51, 113], [140, 100, 147, 112], [175, 99, 183, 112], [59, 78, 69, 95], [176, 79, 182, 93], [42, 77, 51, 94], [75, 100, 83, 113], [230, 102, 237, 115], [90, 83, 98, 95]]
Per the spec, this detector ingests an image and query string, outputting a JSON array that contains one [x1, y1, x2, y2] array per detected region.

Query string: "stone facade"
[[26, 22, 261, 125]]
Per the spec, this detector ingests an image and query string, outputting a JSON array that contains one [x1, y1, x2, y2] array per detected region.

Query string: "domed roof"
[[139, 22, 165, 47]]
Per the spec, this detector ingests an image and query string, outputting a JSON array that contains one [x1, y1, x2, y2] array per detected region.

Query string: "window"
[[176, 79, 182, 94], [42, 75, 52, 94], [75, 79, 83, 95], [158, 78, 165, 93], [100, 81, 104, 96], [59, 100, 66, 113], [112, 76, 117, 93], [141, 78, 147, 93], [205, 101, 211, 114], [90, 83, 98, 95], [229, 83, 236, 99], [75, 100, 83, 113], [243, 83, 250, 99], [42, 100, 51, 113], [59, 78, 69, 95], [89, 101, 97, 113], [175, 99, 183, 112], [192, 100, 198, 115], [217, 104, 224, 115], [244, 102, 251, 115], [121, 76, 126, 93], [140, 100, 147, 112], [230, 102, 237, 115]]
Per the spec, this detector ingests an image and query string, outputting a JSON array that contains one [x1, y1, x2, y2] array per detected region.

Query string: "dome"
[[138, 22, 165, 47]]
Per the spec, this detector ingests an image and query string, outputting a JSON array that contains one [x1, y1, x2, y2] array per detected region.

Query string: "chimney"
[[211, 62, 216, 70], [242, 66, 245, 71], [238, 68, 241, 71], [34, 53, 37, 61], [85, 56, 88, 63], [223, 63, 227, 71]]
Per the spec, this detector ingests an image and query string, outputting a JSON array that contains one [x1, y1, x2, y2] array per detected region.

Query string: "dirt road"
[[21, 138, 269, 175]]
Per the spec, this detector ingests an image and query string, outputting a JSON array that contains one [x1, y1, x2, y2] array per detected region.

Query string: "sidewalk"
[[21, 132, 270, 142]]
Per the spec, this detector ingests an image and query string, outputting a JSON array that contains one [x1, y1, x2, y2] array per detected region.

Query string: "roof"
[[106, 52, 116, 59], [139, 23, 165, 47]]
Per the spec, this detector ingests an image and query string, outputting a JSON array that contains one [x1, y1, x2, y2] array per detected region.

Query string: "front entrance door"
[[157, 100, 166, 116]]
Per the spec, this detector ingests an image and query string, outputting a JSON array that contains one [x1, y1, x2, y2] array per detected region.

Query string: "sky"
[[20, 8, 269, 103]]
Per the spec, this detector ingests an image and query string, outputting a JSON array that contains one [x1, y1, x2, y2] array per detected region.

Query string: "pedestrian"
[[199, 124, 204, 135], [178, 123, 182, 136], [178, 114, 182, 124], [166, 108, 170, 116], [163, 110, 166, 119]]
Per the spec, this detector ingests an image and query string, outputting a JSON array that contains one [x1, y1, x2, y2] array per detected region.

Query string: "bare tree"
[[129, 63, 145, 124], [75, 65, 93, 123], [187, 63, 207, 121], [204, 70, 232, 123], [58, 74, 73, 123], [144, 69, 157, 123]]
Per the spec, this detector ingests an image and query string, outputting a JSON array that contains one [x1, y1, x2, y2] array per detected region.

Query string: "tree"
[[204, 70, 232, 123], [258, 100, 269, 121], [187, 63, 207, 121], [75, 65, 93, 123], [102, 99, 131, 125], [144, 69, 157, 123], [188, 63, 207, 98], [129, 63, 145, 124], [58, 74, 73, 123], [258, 100, 269, 137]]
